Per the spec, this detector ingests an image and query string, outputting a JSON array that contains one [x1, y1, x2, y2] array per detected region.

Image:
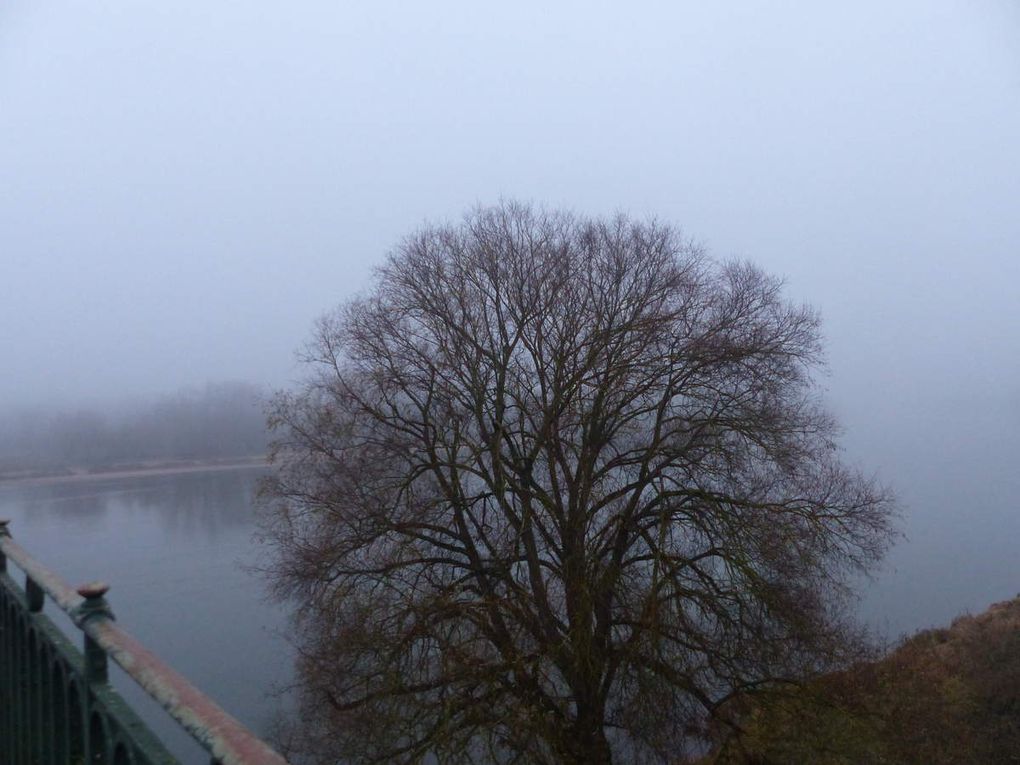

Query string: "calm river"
[[2, 459, 1017, 762], [0, 465, 291, 764]]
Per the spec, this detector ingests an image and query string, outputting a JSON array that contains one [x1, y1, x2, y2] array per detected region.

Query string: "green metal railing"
[[0, 519, 289, 765]]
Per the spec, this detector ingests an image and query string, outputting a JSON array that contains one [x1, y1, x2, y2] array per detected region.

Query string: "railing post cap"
[[77, 581, 111, 599]]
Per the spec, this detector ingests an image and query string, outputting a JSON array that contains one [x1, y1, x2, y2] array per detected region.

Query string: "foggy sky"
[[3, 2, 1019, 630]]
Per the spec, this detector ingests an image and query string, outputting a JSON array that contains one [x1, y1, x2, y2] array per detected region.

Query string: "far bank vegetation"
[[0, 381, 268, 480]]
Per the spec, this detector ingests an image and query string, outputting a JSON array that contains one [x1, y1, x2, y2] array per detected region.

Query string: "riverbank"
[[0, 456, 267, 488], [702, 595, 1020, 763]]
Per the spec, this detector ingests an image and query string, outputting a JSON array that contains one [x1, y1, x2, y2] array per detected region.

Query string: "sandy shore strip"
[[0, 457, 268, 488]]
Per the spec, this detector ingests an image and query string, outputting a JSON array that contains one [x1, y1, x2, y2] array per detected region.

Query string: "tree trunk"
[[560, 714, 612, 764]]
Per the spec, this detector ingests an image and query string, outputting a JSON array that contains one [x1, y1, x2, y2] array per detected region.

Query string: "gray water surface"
[[3, 460, 1017, 762], [0, 466, 293, 764]]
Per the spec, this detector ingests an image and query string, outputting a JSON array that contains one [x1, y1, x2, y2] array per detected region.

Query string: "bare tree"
[[261, 202, 894, 764]]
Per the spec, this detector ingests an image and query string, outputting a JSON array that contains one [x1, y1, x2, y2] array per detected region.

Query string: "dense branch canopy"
[[261, 202, 894, 764]]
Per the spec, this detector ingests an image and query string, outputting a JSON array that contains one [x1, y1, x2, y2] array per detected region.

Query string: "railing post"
[[76, 582, 114, 761], [77, 582, 114, 685]]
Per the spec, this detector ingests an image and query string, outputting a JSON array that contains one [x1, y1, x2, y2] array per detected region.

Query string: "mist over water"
[[847, 387, 1020, 637]]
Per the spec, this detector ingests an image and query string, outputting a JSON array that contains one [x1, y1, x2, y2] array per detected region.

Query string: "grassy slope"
[[703, 596, 1020, 764]]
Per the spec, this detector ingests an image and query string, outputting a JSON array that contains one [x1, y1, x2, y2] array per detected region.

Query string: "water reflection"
[[9, 469, 258, 534], [0, 466, 293, 764], [19, 484, 113, 523]]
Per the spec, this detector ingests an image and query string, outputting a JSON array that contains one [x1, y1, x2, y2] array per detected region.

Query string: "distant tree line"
[[0, 381, 268, 474]]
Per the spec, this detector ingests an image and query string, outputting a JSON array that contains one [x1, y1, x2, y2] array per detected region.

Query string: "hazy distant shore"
[[0, 456, 268, 488]]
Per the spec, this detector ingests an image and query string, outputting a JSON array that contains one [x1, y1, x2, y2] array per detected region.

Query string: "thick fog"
[[2, 1, 1019, 633]]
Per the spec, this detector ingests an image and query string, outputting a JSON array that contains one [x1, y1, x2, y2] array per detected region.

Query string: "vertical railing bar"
[[0, 523, 8, 763], [3, 599, 11, 765], [40, 645, 51, 765], [0, 592, 7, 764], [26, 575, 44, 613], [17, 611, 27, 764], [29, 628, 38, 763], [0, 522, 8, 763]]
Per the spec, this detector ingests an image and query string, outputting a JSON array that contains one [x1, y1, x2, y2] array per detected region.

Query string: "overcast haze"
[[3, 2, 1020, 631]]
